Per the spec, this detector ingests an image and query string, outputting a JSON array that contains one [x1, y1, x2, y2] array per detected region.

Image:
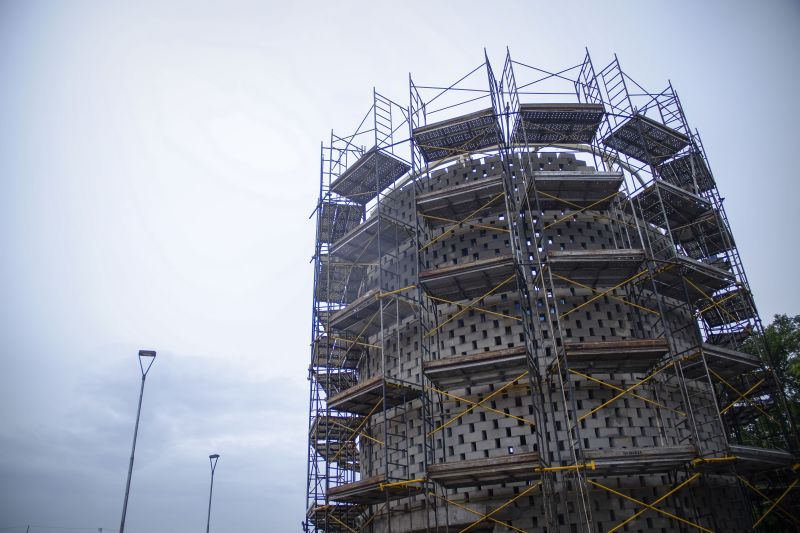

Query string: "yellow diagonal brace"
[[569, 369, 686, 417], [579, 360, 676, 422], [378, 284, 417, 298], [697, 290, 741, 317], [330, 398, 383, 463], [326, 512, 358, 533], [543, 190, 620, 231], [420, 192, 505, 252], [422, 213, 510, 234], [427, 491, 527, 533], [428, 370, 529, 436], [425, 274, 516, 338], [379, 478, 425, 490], [557, 267, 652, 320], [429, 385, 537, 427], [427, 294, 522, 321], [683, 276, 740, 326], [718, 379, 765, 416], [738, 475, 800, 527], [327, 418, 383, 446], [588, 474, 711, 533], [550, 272, 660, 316], [329, 335, 381, 350], [708, 368, 778, 424], [752, 479, 799, 529], [460, 482, 542, 533]]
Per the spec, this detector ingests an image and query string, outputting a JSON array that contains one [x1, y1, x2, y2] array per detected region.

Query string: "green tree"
[[743, 314, 800, 437]]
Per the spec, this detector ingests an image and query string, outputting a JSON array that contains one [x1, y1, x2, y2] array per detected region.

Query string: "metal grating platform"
[[427, 452, 541, 488], [312, 335, 365, 370], [635, 180, 711, 230], [330, 147, 410, 205], [583, 445, 697, 476], [423, 346, 528, 389], [698, 288, 757, 328], [652, 255, 734, 302], [327, 376, 422, 416], [319, 201, 363, 244], [602, 114, 690, 165], [327, 474, 422, 505], [328, 288, 416, 337], [330, 214, 412, 264], [680, 343, 762, 380], [529, 171, 623, 210], [413, 108, 501, 163], [512, 102, 605, 145], [563, 339, 670, 374], [546, 249, 645, 287], [315, 255, 366, 305], [657, 152, 715, 193], [726, 445, 795, 474], [419, 255, 516, 302]]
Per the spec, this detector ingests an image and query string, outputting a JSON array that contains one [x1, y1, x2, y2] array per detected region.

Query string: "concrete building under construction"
[[303, 50, 799, 532]]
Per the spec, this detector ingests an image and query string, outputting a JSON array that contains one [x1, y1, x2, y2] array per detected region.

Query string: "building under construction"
[[304, 50, 799, 533]]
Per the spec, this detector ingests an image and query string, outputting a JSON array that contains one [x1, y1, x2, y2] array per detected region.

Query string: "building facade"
[[304, 51, 798, 533]]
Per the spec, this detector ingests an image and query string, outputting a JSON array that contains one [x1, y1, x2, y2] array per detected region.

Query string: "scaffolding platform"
[[327, 376, 422, 416], [328, 288, 415, 336], [327, 474, 422, 504], [306, 503, 366, 533], [546, 249, 645, 287], [583, 445, 697, 476], [412, 108, 501, 163], [699, 288, 757, 328], [416, 175, 505, 221], [312, 335, 365, 370], [680, 343, 761, 380], [310, 414, 363, 443], [652, 255, 734, 302], [602, 114, 690, 164], [657, 152, 715, 193], [319, 201, 363, 244], [419, 255, 516, 302], [312, 369, 359, 398], [563, 339, 670, 374], [636, 180, 711, 230], [422, 346, 528, 389], [529, 171, 624, 210], [673, 210, 734, 260], [312, 441, 360, 472], [427, 452, 541, 488], [706, 328, 753, 349], [330, 147, 410, 205], [330, 214, 412, 264], [315, 255, 366, 305], [511, 102, 605, 145], [728, 445, 795, 473]]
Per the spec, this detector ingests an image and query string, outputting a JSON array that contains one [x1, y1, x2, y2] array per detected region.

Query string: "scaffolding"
[[304, 51, 799, 533]]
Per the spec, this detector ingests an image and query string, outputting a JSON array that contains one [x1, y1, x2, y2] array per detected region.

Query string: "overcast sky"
[[1, 1, 798, 532]]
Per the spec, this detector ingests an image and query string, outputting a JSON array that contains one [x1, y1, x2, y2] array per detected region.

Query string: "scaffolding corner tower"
[[304, 50, 800, 533]]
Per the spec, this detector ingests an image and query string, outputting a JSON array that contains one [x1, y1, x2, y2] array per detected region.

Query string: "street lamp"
[[119, 349, 157, 533], [206, 454, 221, 533]]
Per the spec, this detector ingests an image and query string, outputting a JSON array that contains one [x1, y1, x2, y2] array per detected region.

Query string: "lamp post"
[[119, 349, 157, 533], [206, 454, 220, 533]]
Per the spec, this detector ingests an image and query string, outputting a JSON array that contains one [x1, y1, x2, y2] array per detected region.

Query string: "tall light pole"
[[206, 454, 220, 533], [119, 349, 157, 533]]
